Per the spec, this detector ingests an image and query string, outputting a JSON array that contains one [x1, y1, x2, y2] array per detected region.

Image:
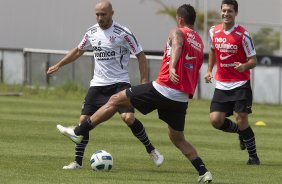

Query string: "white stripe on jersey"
[[78, 21, 143, 86]]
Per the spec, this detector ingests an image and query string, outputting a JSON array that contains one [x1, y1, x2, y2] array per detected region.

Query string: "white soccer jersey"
[[78, 21, 143, 86]]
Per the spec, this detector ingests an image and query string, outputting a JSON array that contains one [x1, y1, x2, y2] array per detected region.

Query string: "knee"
[[121, 113, 135, 125], [107, 91, 127, 107], [235, 113, 249, 129], [209, 114, 223, 129]]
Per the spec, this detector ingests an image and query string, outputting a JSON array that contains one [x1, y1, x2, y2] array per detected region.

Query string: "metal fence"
[[1, 48, 282, 105]]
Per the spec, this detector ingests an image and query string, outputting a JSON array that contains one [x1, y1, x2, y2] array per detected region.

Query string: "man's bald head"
[[95, 0, 114, 30], [95, 0, 113, 12]]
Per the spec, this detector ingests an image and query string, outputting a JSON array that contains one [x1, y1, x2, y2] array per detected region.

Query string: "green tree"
[[140, 0, 220, 32], [251, 27, 280, 55]]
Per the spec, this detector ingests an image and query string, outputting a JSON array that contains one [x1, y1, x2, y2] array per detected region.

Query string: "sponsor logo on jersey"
[[94, 51, 115, 58], [220, 63, 236, 68], [214, 37, 238, 50], [109, 36, 116, 43], [186, 33, 202, 51], [184, 63, 193, 70], [185, 54, 197, 60], [124, 35, 136, 53], [220, 54, 233, 60], [93, 46, 102, 51], [79, 34, 88, 49], [93, 46, 116, 59]]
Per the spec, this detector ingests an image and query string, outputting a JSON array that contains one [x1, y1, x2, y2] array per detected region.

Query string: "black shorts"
[[126, 82, 188, 131], [210, 81, 253, 117], [81, 82, 134, 116]]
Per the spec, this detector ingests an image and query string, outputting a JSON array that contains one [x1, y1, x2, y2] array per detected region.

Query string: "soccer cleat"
[[57, 124, 83, 144], [149, 149, 164, 167], [62, 161, 82, 170], [239, 135, 246, 150], [198, 171, 213, 184], [246, 157, 260, 165]]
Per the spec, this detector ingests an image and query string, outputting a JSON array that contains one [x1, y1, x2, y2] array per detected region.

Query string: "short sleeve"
[[242, 31, 256, 57], [78, 33, 92, 50], [208, 26, 215, 49], [122, 28, 143, 55]]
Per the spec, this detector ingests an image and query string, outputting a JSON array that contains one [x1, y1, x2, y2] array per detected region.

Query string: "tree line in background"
[[140, 0, 280, 56]]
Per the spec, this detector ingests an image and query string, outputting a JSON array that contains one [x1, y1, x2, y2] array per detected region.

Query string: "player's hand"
[[204, 72, 213, 83], [169, 68, 179, 84], [234, 62, 246, 72], [47, 65, 59, 75]]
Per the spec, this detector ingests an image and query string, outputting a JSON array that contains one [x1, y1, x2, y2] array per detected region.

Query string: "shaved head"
[[95, 0, 114, 29], [95, 0, 113, 12]]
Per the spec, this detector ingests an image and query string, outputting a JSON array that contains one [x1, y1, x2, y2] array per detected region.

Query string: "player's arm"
[[205, 27, 216, 83], [169, 28, 183, 84], [135, 51, 149, 84], [47, 48, 85, 75], [234, 55, 257, 72], [234, 32, 257, 72], [205, 48, 216, 83]]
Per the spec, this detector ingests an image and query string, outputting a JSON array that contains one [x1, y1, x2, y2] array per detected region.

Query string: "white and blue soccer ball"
[[90, 150, 113, 171]]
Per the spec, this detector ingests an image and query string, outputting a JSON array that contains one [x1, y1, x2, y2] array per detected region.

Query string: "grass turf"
[[0, 96, 282, 184]]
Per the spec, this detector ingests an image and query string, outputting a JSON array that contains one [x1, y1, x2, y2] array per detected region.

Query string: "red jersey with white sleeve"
[[156, 27, 204, 99], [211, 24, 256, 82], [78, 21, 142, 86]]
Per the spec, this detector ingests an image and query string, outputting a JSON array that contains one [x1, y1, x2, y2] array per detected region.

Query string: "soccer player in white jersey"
[[47, 0, 163, 169], [204, 0, 260, 165], [57, 4, 213, 184]]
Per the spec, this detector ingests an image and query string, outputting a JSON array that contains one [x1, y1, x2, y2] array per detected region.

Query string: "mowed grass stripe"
[[0, 96, 282, 184]]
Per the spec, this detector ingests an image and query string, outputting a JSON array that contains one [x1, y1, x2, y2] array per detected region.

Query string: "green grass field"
[[0, 94, 282, 184]]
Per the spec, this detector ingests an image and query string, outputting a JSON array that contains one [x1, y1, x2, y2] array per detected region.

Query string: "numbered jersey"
[[78, 21, 143, 86]]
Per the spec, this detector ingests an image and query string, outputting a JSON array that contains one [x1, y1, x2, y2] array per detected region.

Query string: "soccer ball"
[[90, 150, 113, 171]]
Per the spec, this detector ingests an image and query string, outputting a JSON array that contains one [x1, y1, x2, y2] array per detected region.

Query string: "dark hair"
[[176, 4, 196, 25], [221, 0, 238, 12]]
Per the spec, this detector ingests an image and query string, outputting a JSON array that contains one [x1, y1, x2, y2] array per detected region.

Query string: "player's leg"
[[61, 115, 90, 169], [210, 101, 239, 133], [73, 90, 131, 137], [168, 127, 212, 183], [74, 115, 90, 166], [58, 86, 134, 143], [158, 99, 212, 183], [120, 112, 164, 166], [209, 101, 245, 150], [234, 93, 260, 165], [235, 112, 260, 165], [57, 87, 100, 169]]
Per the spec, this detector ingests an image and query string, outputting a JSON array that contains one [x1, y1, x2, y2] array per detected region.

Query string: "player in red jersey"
[[204, 0, 260, 165], [59, 4, 212, 184]]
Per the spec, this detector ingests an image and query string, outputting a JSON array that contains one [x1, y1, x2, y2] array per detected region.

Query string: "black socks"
[[128, 118, 155, 153], [74, 132, 89, 166], [74, 118, 95, 136], [191, 157, 208, 176], [239, 127, 258, 158], [219, 118, 239, 133]]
